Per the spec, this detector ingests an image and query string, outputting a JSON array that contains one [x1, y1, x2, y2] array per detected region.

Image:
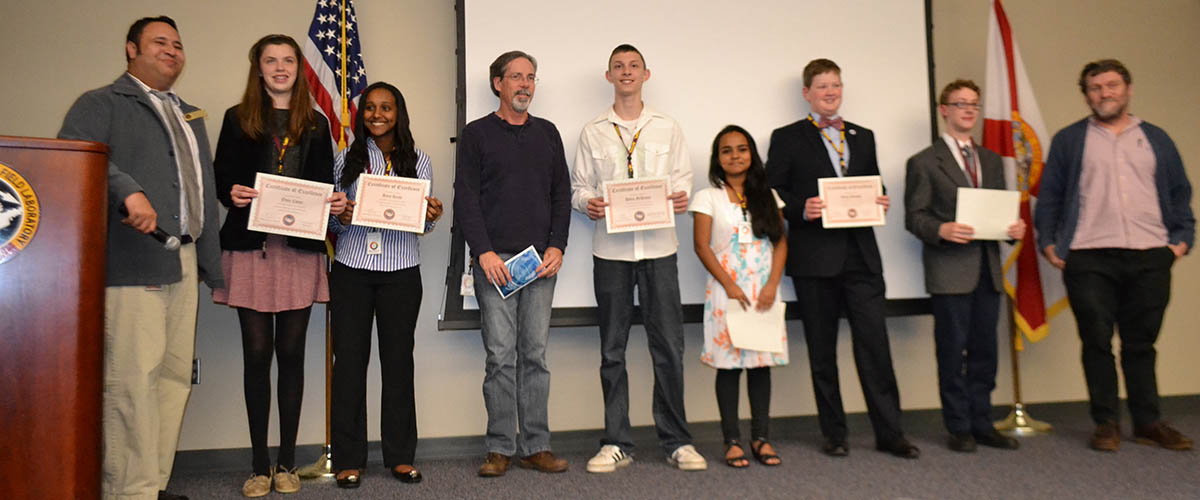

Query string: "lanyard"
[[273, 136, 291, 174], [368, 156, 393, 176], [808, 116, 846, 174], [612, 123, 643, 178], [729, 185, 749, 221]]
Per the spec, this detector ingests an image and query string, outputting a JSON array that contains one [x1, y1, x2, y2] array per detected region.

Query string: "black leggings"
[[238, 306, 312, 475], [715, 367, 772, 442]]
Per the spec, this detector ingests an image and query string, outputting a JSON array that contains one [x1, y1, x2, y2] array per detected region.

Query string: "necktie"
[[152, 90, 203, 238], [960, 143, 979, 188], [818, 116, 844, 131]]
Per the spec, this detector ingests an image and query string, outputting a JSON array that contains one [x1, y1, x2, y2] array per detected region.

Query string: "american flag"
[[303, 0, 368, 150]]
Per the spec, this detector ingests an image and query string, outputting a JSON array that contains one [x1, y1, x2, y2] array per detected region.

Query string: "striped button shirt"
[[330, 138, 435, 271]]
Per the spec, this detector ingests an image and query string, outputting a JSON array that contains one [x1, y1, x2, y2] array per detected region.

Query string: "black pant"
[[715, 368, 771, 442], [1063, 247, 1174, 429], [330, 262, 422, 469], [792, 245, 904, 444], [929, 260, 1000, 435]]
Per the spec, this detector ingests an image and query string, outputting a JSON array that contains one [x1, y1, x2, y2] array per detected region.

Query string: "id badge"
[[736, 222, 753, 243], [366, 232, 383, 255]]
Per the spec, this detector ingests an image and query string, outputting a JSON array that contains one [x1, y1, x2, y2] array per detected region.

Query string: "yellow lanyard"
[[613, 123, 643, 178], [370, 156, 393, 176], [729, 185, 749, 221], [274, 136, 291, 174], [808, 116, 846, 174]]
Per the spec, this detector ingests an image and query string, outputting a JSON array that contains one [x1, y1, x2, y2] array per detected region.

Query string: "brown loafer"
[[1089, 421, 1121, 452], [1134, 421, 1193, 451], [518, 451, 568, 473], [478, 452, 511, 477]]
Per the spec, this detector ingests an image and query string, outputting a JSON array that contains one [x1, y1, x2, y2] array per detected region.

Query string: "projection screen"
[[441, 0, 936, 329]]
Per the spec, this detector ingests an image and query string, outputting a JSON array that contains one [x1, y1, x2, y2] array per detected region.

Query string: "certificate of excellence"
[[603, 176, 675, 234], [245, 173, 333, 240], [350, 174, 430, 233], [818, 175, 886, 228]]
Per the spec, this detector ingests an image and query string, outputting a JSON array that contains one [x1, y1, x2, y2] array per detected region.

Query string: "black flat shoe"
[[948, 433, 977, 453], [392, 465, 423, 483], [822, 440, 849, 457], [876, 437, 921, 459], [336, 469, 362, 489], [974, 429, 1019, 450]]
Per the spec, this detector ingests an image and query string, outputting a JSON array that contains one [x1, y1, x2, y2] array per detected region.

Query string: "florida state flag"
[[982, 0, 1069, 348]]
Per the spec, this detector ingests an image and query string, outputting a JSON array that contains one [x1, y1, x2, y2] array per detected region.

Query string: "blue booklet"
[[495, 245, 542, 299]]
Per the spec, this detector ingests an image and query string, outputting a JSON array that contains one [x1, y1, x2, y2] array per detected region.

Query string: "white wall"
[[0, 0, 1196, 452]]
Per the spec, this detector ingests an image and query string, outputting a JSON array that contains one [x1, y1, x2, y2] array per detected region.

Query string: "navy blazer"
[[766, 118, 885, 278]]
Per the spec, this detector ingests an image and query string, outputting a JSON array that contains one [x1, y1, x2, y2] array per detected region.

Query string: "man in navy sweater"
[[1035, 59, 1194, 452], [454, 50, 573, 476]]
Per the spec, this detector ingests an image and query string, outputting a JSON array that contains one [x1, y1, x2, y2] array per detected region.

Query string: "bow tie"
[[818, 116, 844, 130]]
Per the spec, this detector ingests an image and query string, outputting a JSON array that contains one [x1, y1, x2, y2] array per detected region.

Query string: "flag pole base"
[[297, 445, 334, 479], [994, 403, 1052, 436]]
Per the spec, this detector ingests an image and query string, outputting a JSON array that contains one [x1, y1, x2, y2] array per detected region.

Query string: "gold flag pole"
[[994, 296, 1052, 435], [297, 304, 335, 479], [300, 0, 350, 479]]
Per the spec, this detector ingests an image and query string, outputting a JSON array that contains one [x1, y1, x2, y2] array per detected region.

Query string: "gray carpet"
[[170, 397, 1200, 499]]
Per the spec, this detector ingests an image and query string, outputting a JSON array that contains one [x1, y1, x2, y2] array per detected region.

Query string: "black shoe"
[[975, 429, 1019, 450], [336, 469, 362, 489], [158, 491, 188, 500], [392, 465, 423, 483], [876, 437, 921, 459], [947, 433, 977, 453], [821, 440, 849, 457]]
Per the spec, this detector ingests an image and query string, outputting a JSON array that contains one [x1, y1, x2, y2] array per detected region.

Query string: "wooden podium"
[[0, 136, 107, 498]]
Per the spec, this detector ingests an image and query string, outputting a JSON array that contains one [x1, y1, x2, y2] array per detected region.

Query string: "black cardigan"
[[213, 105, 334, 253]]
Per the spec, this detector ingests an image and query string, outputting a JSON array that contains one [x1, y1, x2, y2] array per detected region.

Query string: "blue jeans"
[[473, 257, 556, 457], [593, 254, 692, 454]]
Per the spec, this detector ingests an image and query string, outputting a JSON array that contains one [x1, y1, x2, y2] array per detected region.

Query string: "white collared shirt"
[[572, 106, 693, 261], [811, 112, 850, 177], [127, 72, 205, 236], [941, 133, 979, 186]]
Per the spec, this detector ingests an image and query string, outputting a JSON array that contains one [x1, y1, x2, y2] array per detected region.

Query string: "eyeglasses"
[[505, 73, 538, 84], [943, 102, 980, 110]]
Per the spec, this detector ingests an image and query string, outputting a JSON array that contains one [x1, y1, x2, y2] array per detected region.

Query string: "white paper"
[[725, 301, 785, 353], [818, 175, 886, 228], [955, 188, 1019, 240]]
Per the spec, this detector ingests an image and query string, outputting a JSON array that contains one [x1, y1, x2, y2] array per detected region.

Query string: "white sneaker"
[[586, 444, 632, 473], [668, 444, 708, 471]]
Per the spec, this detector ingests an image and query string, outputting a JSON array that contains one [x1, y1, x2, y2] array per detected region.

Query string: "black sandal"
[[751, 439, 782, 466], [724, 439, 750, 468]]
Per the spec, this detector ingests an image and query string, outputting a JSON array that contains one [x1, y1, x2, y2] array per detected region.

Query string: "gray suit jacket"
[[58, 73, 224, 288], [903, 139, 1005, 295]]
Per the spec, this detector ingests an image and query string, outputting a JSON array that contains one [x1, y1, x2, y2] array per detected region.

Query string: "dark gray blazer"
[[903, 139, 1005, 295], [58, 73, 224, 288]]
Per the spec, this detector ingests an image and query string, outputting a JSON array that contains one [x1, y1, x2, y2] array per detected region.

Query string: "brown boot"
[[1089, 421, 1121, 452], [1134, 422, 1194, 451], [518, 451, 568, 473], [478, 452, 512, 477]]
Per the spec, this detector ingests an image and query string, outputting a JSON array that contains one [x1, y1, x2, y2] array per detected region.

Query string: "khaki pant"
[[102, 245, 198, 500]]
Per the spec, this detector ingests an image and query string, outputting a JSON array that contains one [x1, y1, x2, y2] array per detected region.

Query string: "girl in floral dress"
[[690, 125, 788, 468]]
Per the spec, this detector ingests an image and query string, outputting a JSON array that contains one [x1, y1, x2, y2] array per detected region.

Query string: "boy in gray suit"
[[903, 79, 1023, 453]]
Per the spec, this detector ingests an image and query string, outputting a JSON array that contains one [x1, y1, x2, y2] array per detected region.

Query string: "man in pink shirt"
[[1035, 59, 1194, 453]]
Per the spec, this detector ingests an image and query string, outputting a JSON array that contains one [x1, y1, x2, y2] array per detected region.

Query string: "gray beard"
[[511, 97, 530, 113]]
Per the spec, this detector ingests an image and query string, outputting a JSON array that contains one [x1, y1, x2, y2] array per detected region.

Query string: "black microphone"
[[119, 204, 181, 251]]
